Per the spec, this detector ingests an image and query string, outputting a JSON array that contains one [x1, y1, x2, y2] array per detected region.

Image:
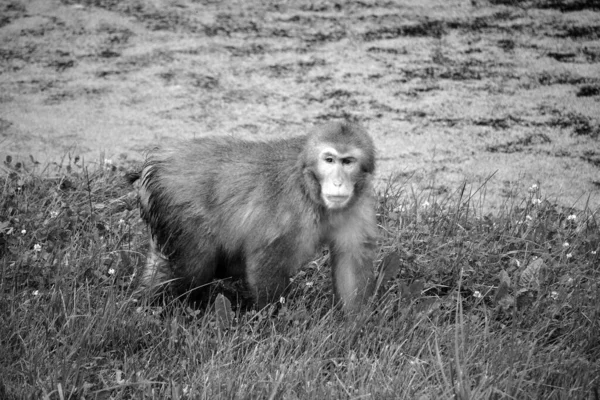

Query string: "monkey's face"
[[316, 146, 364, 210]]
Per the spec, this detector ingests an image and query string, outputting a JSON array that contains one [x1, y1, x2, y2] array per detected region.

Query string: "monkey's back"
[[138, 136, 322, 282]]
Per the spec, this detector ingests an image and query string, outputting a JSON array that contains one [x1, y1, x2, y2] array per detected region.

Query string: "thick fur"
[[135, 121, 377, 313]]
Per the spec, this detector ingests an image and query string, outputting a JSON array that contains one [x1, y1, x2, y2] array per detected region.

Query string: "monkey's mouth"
[[325, 195, 350, 207]]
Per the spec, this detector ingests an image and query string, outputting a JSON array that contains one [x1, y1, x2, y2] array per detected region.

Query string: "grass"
[[0, 156, 599, 400]]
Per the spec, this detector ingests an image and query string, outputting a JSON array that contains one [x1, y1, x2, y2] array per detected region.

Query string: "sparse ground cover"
[[1, 0, 600, 399], [0, 0, 599, 209]]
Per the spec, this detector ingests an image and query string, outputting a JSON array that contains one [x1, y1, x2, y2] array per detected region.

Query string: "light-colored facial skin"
[[316, 146, 364, 210]]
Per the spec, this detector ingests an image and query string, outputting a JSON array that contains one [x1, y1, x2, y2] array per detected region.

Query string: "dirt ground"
[[1, 0, 599, 210]]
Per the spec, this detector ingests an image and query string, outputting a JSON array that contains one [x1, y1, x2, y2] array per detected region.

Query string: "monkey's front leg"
[[328, 203, 377, 314], [330, 244, 375, 314]]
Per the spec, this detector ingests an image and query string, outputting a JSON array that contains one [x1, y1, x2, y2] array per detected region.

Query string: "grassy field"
[[0, 157, 598, 399], [1, 0, 600, 398]]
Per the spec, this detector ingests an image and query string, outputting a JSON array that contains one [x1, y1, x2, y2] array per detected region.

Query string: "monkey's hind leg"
[[245, 253, 291, 309], [138, 235, 172, 295]]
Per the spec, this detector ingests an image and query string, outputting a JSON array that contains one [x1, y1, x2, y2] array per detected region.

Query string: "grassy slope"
[[0, 156, 598, 399]]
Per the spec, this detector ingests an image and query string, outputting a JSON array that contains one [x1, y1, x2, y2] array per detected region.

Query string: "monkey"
[[131, 120, 377, 314]]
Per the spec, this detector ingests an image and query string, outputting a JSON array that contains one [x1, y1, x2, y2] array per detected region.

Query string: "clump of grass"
[[548, 111, 600, 139], [577, 85, 600, 97], [1, 159, 598, 399], [489, 0, 600, 12]]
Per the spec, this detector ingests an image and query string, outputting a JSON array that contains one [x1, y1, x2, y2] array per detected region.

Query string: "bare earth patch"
[[1, 0, 599, 210]]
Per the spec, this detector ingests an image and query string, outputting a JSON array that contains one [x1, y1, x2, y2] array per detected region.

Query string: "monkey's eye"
[[324, 156, 335, 164], [341, 158, 355, 165]]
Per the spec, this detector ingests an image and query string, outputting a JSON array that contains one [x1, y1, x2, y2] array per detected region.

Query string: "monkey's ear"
[[125, 171, 141, 185]]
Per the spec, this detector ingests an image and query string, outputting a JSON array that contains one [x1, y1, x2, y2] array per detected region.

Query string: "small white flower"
[[306, 282, 314, 287], [531, 198, 542, 206], [550, 291, 559, 300], [108, 268, 116, 275], [32, 290, 39, 296], [421, 201, 430, 209], [566, 253, 572, 259], [279, 296, 285, 304], [118, 219, 125, 225], [104, 158, 113, 165], [526, 215, 532, 221], [33, 244, 42, 252], [567, 214, 576, 221], [563, 242, 569, 248], [592, 250, 597, 255], [473, 290, 482, 299], [50, 211, 59, 218], [528, 184, 538, 192], [21, 229, 26, 235]]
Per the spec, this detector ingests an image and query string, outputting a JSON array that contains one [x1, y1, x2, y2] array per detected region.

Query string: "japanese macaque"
[[132, 121, 377, 314]]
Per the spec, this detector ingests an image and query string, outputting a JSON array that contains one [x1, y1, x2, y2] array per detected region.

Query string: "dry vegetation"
[[1, 0, 599, 209], [1, 0, 600, 399]]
